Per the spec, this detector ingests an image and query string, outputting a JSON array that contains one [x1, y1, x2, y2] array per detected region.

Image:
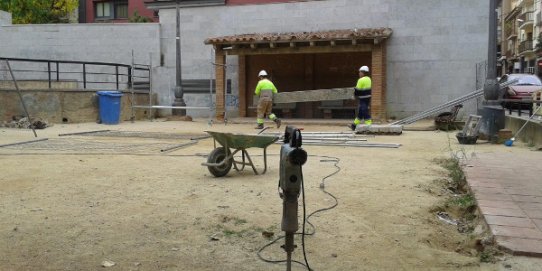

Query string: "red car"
[[499, 74, 542, 109]]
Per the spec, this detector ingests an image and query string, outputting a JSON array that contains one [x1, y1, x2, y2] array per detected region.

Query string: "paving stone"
[[518, 202, 542, 210], [466, 153, 542, 257], [479, 206, 526, 217], [468, 180, 504, 189], [484, 215, 537, 228], [474, 192, 514, 202], [511, 195, 542, 203], [505, 188, 542, 197], [523, 210, 542, 220], [477, 200, 521, 210], [497, 236, 542, 257], [471, 186, 506, 194], [491, 225, 542, 240]]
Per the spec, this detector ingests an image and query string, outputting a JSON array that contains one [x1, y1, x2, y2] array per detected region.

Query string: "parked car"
[[499, 74, 542, 109]]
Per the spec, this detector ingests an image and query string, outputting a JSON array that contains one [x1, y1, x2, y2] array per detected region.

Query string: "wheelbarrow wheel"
[[207, 147, 232, 177]]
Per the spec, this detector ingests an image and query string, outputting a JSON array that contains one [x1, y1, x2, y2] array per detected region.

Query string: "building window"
[[115, 1, 128, 19], [95, 1, 128, 20], [96, 2, 112, 19]]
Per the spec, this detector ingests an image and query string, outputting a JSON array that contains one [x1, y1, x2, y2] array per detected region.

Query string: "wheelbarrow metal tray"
[[205, 131, 279, 149], [203, 131, 279, 177]]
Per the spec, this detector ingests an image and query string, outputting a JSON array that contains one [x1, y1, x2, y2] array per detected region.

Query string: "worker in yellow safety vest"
[[254, 70, 281, 129], [350, 66, 372, 130]]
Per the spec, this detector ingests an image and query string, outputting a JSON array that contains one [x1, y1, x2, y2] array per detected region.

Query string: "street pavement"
[[465, 151, 542, 257]]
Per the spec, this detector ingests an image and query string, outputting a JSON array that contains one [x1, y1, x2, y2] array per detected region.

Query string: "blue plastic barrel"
[[97, 91, 123, 124]]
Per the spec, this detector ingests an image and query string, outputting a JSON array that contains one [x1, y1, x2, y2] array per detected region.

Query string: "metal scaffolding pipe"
[[160, 141, 198, 152], [0, 138, 48, 148], [392, 80, 517, 125], [58, 130, 110, 136], [301, 141, 401, 148]]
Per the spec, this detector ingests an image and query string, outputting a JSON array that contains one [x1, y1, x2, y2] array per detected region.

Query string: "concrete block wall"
[[0, 20, 161, 116], [155, 0, 489, 118], [0, 23, 160, 65]]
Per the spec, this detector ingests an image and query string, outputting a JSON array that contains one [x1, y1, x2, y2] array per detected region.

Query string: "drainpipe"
[[478, 0, 504, 143], [172, 0, 186, 116]]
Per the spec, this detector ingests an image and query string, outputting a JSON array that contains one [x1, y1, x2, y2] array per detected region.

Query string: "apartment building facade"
[[78, 0, 158, 23], [500, 0, 542, 77]]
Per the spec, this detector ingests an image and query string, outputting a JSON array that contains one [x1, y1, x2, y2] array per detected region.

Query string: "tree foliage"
[[0, 0, 78, 24], [128, 11, 152, 23]]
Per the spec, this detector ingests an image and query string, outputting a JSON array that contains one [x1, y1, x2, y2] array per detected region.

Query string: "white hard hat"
[[258, 70, 268, 76], [359, 66, 369, 72]]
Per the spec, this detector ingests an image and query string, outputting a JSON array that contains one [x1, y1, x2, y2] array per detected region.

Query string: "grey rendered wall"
[[0, 21, 160, 98], [0, 10, 11, 26], [1, 0, 489, 119], [0, 22, 159, 65], [157, 0, 488, 118]]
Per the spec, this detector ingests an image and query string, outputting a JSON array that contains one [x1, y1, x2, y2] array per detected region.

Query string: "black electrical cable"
[[300, 168, 312, 271], [304, 156, 340, 235], [257, 154, 341, 271]]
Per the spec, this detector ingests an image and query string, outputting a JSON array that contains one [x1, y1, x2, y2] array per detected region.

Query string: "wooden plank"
[[273, 88, 353, 103]]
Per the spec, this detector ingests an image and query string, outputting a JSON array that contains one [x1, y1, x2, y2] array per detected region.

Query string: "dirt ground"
[[1, 119, 542, 271]]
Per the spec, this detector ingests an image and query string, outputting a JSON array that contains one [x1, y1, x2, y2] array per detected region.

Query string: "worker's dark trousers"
[[357, 97, 371, 120]]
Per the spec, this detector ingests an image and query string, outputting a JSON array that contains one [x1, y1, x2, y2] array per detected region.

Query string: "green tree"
[[0, 0, 78, 24]]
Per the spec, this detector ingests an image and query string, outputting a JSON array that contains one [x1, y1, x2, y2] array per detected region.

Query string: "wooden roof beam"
[[225, 44, 372, 55]]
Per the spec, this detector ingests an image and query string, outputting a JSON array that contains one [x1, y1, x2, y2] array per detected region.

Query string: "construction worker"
[[350, 66, 372, 130], [254, 70, 281, 129]]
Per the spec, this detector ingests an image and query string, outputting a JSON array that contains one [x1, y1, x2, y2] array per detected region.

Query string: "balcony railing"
[[519, 39, 534, 53], [518, 11, 534, 28], [505, 22, 518, 38]]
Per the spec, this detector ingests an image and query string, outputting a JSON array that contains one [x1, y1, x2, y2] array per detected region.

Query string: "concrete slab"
[[354, 124, 403, 134]]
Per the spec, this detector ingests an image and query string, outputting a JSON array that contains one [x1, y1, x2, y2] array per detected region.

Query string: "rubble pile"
[[1, 116, 50, 129]]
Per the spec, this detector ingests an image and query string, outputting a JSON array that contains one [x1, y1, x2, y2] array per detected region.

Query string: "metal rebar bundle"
[[301, 141, 401, 148], [391, 80, 517, 125]]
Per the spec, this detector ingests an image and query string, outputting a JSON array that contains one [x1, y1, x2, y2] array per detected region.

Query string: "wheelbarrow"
[[201, 131, 279, 177]]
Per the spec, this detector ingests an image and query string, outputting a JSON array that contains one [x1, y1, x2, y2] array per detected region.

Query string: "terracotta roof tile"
[[204, 28, 392, 45]]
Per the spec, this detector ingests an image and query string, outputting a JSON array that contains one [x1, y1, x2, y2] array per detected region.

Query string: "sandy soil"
[[1, 119, 542, 271]]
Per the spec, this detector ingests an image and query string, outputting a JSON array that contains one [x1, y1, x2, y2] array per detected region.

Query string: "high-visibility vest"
[[355, 76, 372, 99], [255, 79, 278, 99]]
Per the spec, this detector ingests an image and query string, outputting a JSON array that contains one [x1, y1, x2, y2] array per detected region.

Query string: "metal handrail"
[[0, 57, 150, 91]]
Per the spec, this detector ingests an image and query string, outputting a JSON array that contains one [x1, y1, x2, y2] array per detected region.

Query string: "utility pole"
[[172, 0, 186, 116], [478, 0, 503, 142]]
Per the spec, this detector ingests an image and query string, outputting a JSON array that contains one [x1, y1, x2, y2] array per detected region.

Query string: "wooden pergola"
[[204, 27, 392, 121]]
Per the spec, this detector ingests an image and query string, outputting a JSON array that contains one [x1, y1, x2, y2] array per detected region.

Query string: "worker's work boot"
[[349, 123, 356, 131], [274, 119, 281, 129], [254, 123, 264, 129]]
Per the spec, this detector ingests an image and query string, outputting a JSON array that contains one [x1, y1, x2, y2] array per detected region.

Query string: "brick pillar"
[[238, 55, 247, 117], [215, 47, 226, 121], [371, 41, 387, 121]]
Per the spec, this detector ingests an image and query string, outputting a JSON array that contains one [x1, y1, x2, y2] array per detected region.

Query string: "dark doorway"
[[245, 52, 371, 118]]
